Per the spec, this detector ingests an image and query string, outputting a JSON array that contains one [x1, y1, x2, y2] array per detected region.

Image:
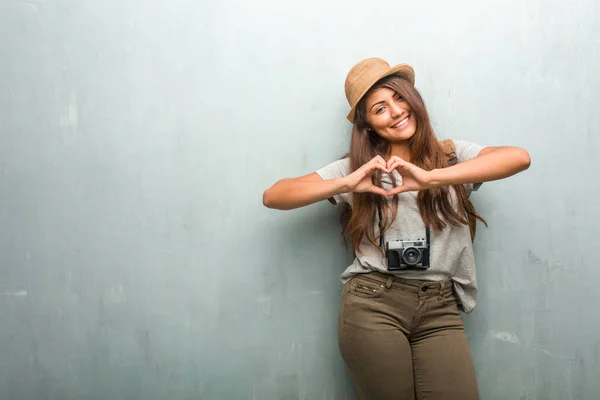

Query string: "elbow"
[[262, 190, 274, 208], [263, 187, 285, 209], [262, 189, 295, 210], [518, 148, 531, 171]]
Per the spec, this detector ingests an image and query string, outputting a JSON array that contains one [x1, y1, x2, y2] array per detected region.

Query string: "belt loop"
[[385, 275, 394, 289], [439, 282, 443, 291]]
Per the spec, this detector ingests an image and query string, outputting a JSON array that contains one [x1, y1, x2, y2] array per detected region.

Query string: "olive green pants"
[[338, 272, 479, 400]]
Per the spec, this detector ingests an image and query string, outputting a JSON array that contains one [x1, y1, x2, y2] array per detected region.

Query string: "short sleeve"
[[315, 157, 351, 206], [453, 139, 485, 192]]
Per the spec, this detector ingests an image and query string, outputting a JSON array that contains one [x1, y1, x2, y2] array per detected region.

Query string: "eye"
[[375, 106, 385, 114], [395, 95, 403, 102]]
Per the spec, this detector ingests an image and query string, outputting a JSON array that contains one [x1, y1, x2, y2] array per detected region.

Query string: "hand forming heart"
[[385, 156, 433, 196], [344, 156, 433, 197]]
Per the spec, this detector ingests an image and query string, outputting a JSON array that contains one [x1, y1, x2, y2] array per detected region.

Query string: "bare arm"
[[263, 156, 389, 210], [428, 146, 531, 187], [262, 173, 349, 210], [386, 146, 531, 195]]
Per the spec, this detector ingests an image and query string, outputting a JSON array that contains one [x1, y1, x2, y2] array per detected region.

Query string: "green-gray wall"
[[1, 0, 599, 399]]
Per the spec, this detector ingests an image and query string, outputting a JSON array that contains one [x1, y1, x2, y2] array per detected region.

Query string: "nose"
[[389, 102, 404, 118]]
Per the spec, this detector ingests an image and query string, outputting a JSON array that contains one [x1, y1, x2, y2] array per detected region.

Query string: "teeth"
[[393, 116, 409, 128]]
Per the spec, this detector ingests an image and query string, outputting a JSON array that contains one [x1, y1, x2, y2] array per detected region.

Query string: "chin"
[[388, 127, 416, 141]]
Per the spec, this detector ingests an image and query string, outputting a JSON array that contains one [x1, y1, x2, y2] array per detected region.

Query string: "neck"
[[387, 141, 411, 162]]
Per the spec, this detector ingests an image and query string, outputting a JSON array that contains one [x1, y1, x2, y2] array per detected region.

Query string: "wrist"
[[336, 176, 352, 194], [427, 169, 443, 188]]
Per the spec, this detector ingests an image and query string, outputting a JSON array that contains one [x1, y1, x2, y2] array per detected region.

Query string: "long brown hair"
[[343, 75, 485, 253]]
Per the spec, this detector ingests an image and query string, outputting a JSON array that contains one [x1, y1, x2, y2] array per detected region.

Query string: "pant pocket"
[[347, 275, 385, 299]]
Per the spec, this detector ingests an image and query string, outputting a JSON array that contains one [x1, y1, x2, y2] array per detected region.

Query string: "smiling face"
[[363, 86, 417, 142]]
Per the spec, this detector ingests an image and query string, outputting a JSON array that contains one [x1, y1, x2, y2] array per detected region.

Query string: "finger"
[[365, 161, 388, 175], [366, 156, 382, 168], [369, 186, 389, 197], [374, 155, 386, 164], [387, 185, 407, 196], [386, 155, 398, 165], [386, 159, 400, 172], [398, 184, 419, 193], [384, 157, 394, 172], [387, 159, 399, 172], [373, 156, 387, 170], [388, 158, 407, 173], [394, 161, 413, 175], [373, 156, 387, 172]]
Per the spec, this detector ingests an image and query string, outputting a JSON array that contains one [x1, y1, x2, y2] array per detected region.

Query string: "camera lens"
[[402, 247, 422, 266]]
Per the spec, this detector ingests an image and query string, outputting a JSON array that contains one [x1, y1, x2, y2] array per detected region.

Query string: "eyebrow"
[[369, 100, 386, 112]]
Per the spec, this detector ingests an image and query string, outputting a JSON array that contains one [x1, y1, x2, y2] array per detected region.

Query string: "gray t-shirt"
[[316, 140, 484, 313]]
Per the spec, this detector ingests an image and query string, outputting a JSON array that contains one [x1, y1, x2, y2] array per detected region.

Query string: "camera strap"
[[377, 204, 430, 251], [378, 205, 385, 247]]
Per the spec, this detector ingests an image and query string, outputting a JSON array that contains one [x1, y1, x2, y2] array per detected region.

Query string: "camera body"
[[385, 238, 430, 271]]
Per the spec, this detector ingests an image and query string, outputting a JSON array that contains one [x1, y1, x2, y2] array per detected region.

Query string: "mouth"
[[391, 114, 410, 129]]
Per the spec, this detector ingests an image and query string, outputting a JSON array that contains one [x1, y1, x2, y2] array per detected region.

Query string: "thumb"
[[387, 185, 407, 196], [369, 185, 389, 197]]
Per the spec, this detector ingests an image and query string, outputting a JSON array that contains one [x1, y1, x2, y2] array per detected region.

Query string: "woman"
[[262, 58, 530, 400]]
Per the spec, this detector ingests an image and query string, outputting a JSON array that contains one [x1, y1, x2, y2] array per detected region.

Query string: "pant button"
[[420, 286, 427, 292]]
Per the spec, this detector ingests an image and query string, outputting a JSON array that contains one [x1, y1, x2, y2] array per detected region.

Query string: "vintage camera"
[[385, 236, 430, 271]]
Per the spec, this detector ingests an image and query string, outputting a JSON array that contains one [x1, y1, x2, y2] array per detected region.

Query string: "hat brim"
[[346, 64, 415, 123]]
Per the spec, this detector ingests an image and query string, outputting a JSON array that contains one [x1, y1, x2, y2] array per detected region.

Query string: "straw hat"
[[344, 58, 415, 123]]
